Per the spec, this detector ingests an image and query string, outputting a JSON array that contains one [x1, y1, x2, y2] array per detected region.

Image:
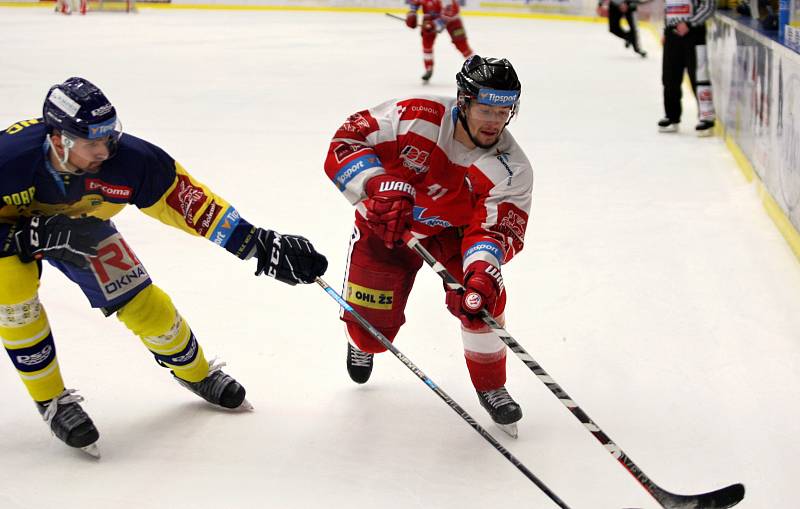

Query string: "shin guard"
[[0, 257, 64, 401], [116, 285, 209, 382], [695, 44, 715, 121], [461, 317, 508, 391]]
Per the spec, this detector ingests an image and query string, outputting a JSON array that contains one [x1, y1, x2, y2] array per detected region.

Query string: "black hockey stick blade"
[[654, 482, 744, 509], [402, 233, 746, 509]]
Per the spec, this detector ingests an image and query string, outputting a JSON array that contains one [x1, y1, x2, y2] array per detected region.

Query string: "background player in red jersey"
[[405, 0, 474, 82], [0, 78, 328, 456], [324, 56, 532, 437]]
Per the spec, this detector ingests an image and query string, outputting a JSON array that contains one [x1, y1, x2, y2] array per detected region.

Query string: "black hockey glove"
[[253, 229, 328, 285], [14, 215, 103, 268]]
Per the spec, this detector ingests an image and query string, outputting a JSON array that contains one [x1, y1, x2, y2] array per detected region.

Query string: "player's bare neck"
[[454, 122, 476, 150]]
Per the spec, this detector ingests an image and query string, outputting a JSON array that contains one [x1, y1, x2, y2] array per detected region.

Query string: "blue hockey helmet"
[[456, 55, 521, 116], [43, 77, 121, 141]]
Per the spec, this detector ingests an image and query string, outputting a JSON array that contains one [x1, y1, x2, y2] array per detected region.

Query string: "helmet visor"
[[469, 103, 515, 123], [61, 117, 123, 157]]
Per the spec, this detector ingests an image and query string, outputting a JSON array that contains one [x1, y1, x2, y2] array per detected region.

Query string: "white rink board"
[[1, 8, 799, 509]]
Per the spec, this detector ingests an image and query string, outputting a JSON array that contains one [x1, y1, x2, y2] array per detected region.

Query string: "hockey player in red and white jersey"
[[405, 0, 474, 82], [324, 56, 532, 436], [55, 0, 86, 15]]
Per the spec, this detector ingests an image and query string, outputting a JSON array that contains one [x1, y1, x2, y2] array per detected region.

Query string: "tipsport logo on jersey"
[[464, 240, 503, 265], [334, 155, 381, 191]]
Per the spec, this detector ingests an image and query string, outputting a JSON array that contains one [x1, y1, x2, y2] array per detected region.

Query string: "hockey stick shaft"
[[385, 12, 406, 22], [315, 277, 571, 509], [385, 12, 446, 33], [403, 234, 744, 509]]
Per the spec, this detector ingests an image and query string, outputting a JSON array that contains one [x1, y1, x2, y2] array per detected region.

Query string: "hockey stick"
[[315, 276, 571, 509], [403, 234, 745, 509], [385, 12, 406, 22], [385, 12, 446, 33]]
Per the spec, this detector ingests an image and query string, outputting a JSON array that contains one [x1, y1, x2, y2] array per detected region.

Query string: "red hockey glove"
[[446, 261, 504, 330], [406, 11, 417, 28], [364, 174, 415, 249]]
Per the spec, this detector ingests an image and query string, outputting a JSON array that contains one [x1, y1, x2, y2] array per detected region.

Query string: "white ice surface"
[[1, 8, 799, 509]]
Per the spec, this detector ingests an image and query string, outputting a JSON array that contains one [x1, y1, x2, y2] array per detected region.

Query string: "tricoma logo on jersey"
[[477, 89, 518, 107], [85, 179, 132, 200]]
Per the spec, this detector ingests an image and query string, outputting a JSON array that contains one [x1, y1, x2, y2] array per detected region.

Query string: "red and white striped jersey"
[[324, 95, 533, 269]]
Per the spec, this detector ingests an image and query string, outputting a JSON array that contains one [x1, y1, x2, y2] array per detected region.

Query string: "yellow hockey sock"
[[116, 284, 208, 382], [0, 256, 64, 401]]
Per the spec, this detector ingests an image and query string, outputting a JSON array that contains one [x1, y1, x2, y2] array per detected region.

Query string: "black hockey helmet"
[[456, 55, 521, 113], [43, 77, 120, 141]]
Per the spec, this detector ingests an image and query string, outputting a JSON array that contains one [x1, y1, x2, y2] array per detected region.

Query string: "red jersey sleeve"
[[461, 141, 533, 270]]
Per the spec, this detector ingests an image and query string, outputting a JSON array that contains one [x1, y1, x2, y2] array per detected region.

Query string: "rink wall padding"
[[709, 14, 800, 261], [6, 0, 603, 16]]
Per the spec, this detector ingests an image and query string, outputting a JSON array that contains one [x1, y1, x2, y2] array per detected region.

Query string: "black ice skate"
[[477, 386, 523, 438], [658, 118, 679, 133], [630, 34, 646, 57], [36, 389, 100, 458], [174, 359, 252, 410], [421, 70, 433, 83], [695, 119, 715, 137], [347, 343, 373, 384]]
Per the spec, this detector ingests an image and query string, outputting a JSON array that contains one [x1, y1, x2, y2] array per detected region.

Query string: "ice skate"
[[477, 386, 522, 438], [347, 342, 373, 384], [36, 389, 100, 458], [174, 359, 252, 411], [421, 69, 433, 83], [695, 119, 715, 137], [631, 34, 646, 57], [658, 118, 679, 133]]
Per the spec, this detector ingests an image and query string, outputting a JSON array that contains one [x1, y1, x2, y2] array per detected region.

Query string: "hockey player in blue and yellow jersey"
[[0, 77, 328, 457]]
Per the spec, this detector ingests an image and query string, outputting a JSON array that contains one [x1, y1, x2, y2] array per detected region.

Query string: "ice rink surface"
[[1, 7, 799, 509]]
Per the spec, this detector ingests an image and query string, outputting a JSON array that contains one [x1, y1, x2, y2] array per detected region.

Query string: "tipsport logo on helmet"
[[87, 117, 118, 139], [477, 88, 519, 107]]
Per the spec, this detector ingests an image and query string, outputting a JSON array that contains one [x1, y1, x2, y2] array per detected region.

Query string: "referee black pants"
[[662, 25, 708, 122]]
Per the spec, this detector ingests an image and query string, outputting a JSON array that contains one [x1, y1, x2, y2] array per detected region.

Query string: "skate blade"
[[658, 126, 678, 133], [80, 443, 101, 459], [495, 422, 518, 439], [696, 129, 713, 137], [235, 398, 254, 412]]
